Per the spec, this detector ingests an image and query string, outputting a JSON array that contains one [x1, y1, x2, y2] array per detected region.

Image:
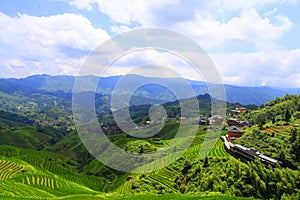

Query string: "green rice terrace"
[[0, 127, 237, 199], [0, 95, 299, 199]]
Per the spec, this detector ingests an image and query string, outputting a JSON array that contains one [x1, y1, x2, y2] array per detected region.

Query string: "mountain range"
[[1, 74, 300, 106]]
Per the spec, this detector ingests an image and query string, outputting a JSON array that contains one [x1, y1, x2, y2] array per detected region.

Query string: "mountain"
[[223, 85, 287, 105], [275, 87, 300, 95], [3, 74, 299, 106]]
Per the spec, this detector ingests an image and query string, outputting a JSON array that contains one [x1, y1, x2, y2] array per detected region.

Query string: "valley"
[[0, 76, 299, 199]]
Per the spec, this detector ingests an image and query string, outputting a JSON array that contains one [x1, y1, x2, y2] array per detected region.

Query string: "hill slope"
[[0, 94, 300, 199]]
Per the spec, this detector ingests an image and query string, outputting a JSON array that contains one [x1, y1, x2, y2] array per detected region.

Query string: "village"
[[176, 107, 282, 167], [30, 105, 282, 167], [214, 107, 282, 167]]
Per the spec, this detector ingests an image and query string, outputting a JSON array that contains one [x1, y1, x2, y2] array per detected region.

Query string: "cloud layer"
[[68, 0, 293, 51], [0, 0, 299, 88], [0, 12, 109, 77]]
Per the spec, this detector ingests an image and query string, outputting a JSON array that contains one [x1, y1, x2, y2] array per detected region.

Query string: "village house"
[[227, 118, 249, 127], [239, 120, 249, 127], [230, 109, 241, 115], [227, 118, 240, 126], [210, 115, 224, 125], [227, 126, 243, 141], [236, 107, 247, 113], [230, 107, 247, 115]]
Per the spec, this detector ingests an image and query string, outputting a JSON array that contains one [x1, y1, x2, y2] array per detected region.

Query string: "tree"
[[284, 109, 292, 122], [292, 111, 300, 119], [182, 160, 192, 175], [203, 157, 209, 167], [291, 133, 300, 161], [279, 151, 286, 162], [256, 112, 267, 127], [290, 128, 297, 142]]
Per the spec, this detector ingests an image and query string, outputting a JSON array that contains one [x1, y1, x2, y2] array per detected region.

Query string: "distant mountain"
[[275, 87, 300, 95], [6, 74, 76, 93], [223, 85, 288, 105], [2, 74, 300, 106]]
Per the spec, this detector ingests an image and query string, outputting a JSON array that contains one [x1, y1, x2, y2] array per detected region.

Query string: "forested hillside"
[[0, 92, 300, 199], [238, 95, 300, 169]]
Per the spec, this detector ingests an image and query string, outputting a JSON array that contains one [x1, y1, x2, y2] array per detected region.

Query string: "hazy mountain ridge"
[[2, 74, 300, 105]]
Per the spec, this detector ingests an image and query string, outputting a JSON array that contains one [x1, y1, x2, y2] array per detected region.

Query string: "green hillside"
[[0, 95, 300, 199]]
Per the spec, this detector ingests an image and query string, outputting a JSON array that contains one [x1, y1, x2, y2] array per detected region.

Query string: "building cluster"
[[100, 122, 122, 135], [221, 136, 281, 167], [208, 107, 249, 141], [36, 120, 74, 127], [216, 107, 282, 167]]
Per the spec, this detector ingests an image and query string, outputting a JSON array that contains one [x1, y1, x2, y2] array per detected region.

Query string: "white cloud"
[[191, 9, 293, 51], [82, 47, 300, 88], [0, 12, 109, 53], [0, 12, 110, 77], [67, 0, 296, 88], [68, 0, 293, 51], [68, 0, 173, 25], [0, 57, 84, 78], [211, 49, 300, 87], [69, 0, 95, 10]]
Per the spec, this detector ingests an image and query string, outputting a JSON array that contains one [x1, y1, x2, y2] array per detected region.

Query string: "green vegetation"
[[246, 94, 300, 126], [241, 94, 300, 169], [207, 139, 230, 157], [0, 89, 300, 199]]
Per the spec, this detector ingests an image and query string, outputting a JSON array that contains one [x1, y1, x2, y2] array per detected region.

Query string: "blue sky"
[[0, 0, 300, 87]]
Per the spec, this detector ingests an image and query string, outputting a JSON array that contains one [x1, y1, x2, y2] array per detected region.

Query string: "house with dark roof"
[[227, 118, 249, 127], [227, 118, 240, 126], [228, 126, 243, 141]]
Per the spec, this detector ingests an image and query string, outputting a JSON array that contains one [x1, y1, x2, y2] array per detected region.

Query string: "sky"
[[0, 0, 300, 88]]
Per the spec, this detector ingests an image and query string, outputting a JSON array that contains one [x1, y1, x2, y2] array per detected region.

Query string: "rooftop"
[[228, 126, 242, 133]]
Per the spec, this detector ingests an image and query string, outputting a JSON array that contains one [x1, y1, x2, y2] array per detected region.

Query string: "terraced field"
[[0, 180, 55, 198], [23, 175, 58, 189], [184, 138, 220, 159], [0, 147, 106, 199], [207, 139, 230, 157], [0, 159, 23, 180], [148, 167, 178, 193], [118, 180, 132, 194], [0, 126, 256, 199], [0, 167, 102, 199]]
